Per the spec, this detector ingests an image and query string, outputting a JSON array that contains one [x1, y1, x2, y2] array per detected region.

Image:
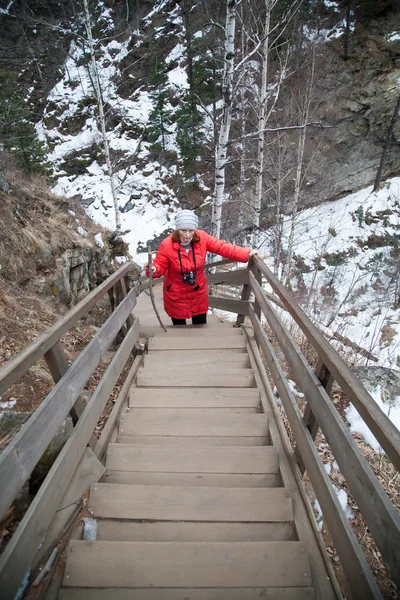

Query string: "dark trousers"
[[171, 313, 207, 326]]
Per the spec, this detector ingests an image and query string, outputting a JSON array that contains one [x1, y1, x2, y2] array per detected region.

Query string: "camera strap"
[[178, 241, 196, 278]]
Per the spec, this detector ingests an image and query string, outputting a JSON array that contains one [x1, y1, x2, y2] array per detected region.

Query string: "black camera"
[[182, 271, 196, 285]]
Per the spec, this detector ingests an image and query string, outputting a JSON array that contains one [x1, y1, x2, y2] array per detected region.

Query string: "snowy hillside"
[[276, 177, 400, 369], [36, 2, 198, 263]]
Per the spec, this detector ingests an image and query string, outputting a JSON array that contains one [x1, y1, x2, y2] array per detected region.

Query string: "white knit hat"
[[175, 209, 198, 230]]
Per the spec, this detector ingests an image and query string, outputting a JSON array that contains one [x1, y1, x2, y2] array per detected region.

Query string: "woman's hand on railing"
[[248, 249, 259, 258]]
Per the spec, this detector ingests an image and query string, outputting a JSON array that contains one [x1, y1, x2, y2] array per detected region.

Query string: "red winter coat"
[[149, 230, 250, 319]]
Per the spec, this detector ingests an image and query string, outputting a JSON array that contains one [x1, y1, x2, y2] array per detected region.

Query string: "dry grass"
[[0, 154, 111, 284]]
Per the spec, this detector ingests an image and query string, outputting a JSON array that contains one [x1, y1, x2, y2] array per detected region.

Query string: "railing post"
[[44, 341, 83, 426], [296, 359, 334, 475], [236, 258, 261, 326], [44, 341, 96, 449], [120, 276, 134, 331]]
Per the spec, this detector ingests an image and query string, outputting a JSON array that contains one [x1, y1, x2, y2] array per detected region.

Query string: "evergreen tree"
[[147, 52, 173, 156], [176, 93, 205, 180], [0, 72, 50, 175]]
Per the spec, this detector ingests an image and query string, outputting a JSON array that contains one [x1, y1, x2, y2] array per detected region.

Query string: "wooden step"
[[129, 387, 259, 408], [95, 520, 296, 542], [148, 336, 245, 350], [89, 484, 293, 522], [102, 471, 281, 487], [106, 444, 278, 474], [59, 587, 314, 600], [155, 325, 243, 336], [118, 413, 268, 437], [117, 434, 269, 446], [63, 541, 311, 588], [144, 351, 250, 369], [137, 368, 255, 388]]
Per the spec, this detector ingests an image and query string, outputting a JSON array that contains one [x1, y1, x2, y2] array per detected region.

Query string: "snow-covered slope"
[[36, 2, 191, 264], [275, 177, 400, 368]]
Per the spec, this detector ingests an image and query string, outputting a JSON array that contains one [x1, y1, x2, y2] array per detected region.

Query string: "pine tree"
[[0, 72, 50, 175], [147, 52, 173, 156], [176, 94, 205, 180]]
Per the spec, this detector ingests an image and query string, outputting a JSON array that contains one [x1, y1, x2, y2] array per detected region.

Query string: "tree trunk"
[[373, 92, 400, 191], [83, 0, 121, 234], [251, 0, 272, 248], [284, 50, 316, 284], [212, 0, 237, 239]]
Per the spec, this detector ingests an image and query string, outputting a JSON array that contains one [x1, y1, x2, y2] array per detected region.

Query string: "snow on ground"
[[37, 4, 181, 263], [346, 384, 400, 453], [273, 177, 400, 369]]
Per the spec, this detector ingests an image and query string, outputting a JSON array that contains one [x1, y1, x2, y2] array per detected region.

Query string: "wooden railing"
[[207, 256, 400, 600], [0, 264, 145, 599]]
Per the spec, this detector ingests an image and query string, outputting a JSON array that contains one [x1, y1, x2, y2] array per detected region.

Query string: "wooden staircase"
[[59, 321, 330, 598]]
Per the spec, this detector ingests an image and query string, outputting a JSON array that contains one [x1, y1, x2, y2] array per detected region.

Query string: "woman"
[[146, 209, 258, 325]]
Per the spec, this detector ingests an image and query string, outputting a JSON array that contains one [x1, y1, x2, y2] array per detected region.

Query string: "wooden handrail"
[[248, 307, 382, 599], [252, 256, 400, 471], [0, 319, 141, 599], [248, 269, 400, 589], [0, 287, 137, 522], [0, 263, 135, 396]]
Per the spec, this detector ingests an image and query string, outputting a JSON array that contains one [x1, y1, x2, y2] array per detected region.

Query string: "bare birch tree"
[[212, 0, 237, 239], [284, 48, 316, 284], [82, 0, 121, 234]]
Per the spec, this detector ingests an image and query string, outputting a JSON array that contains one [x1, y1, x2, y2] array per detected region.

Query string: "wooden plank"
[[119, 413, 268, 437], [243, 326, 342, 600], [144, 352, 250, 369], [0, 263, 134, 396], [129, 387, 259, 407], [94, 353, 144, 462], [64, 541, 309, 588], [156, 325, 243, 336], [129, 407, 258, 414], [59, 588, 314, 600], [137, 369, 255, 388], [249, 273, 400, 589], [0, 288, 137, 523], [102, 471, 281, 487], [249, 310, 382, 599], [148, 336, 245, 350], [0, 320, 140, 600], [117, 435, 269, 446], [95, 520, 295, 542], [89, 484, 293, 522], [122, 410, 263, 423], [207, 268, 249, 286], [106, 444, 278, 474], [208, 296, 250, 315], [253, 258, 400, 470]]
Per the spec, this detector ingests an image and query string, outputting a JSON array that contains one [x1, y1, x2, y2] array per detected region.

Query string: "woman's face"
[[178, 229, 195, 243]]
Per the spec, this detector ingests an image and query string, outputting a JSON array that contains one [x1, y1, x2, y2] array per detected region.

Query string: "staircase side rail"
[[248, 306, 382, 599], [204, 258, 238, 269], [0, 319, 141, 600], [252, 256, 400, 471], [0, 263, 135, 397], [0, 287, 137, 524], [249, 269, 400, 592]]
